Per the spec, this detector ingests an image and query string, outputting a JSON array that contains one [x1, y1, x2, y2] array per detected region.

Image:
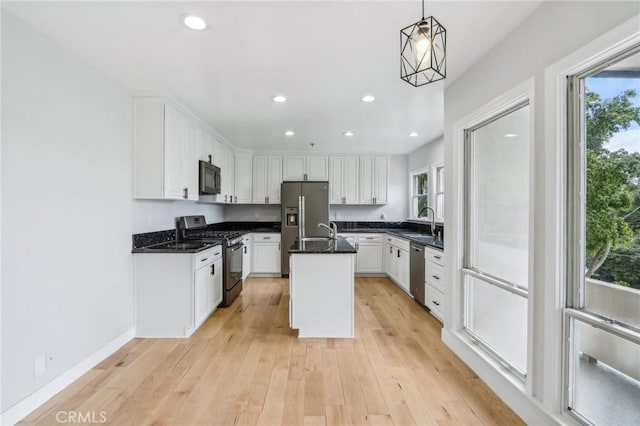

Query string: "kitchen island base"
[[289, 253, 355, 338]]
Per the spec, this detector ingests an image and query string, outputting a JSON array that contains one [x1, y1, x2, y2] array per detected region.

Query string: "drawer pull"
[[365, 237, 374, 240], [215, 252, 221, 256], [263, 237, 271, 240], [432, 275, 440, 280], [432, 301, 440, 306], [433, 255, 442, 260], [200, 258, 208, 262]]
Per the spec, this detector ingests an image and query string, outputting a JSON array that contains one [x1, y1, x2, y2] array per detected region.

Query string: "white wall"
[[408, 136, 443, 173], [442, 1, 640, 423], [0, 12, 222, 415], [133, 200, 224, 233]]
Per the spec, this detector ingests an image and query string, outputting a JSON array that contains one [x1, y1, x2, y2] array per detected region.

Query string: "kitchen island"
[[289, 237, 357, 338]]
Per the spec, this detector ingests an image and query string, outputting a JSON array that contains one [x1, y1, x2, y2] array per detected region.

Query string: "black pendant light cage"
[[400, 13, 446, 87]]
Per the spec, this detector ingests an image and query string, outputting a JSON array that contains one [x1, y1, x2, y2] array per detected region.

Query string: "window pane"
[[436, 193, 444, 220], [584, 63, 640, 319], [436, 166, 444, 192], [468, 105, 530, 287], [464, 275, 527, 374], [569, 317, 640, 425]]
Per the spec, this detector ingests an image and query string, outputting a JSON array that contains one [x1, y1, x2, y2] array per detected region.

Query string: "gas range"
[[177, 215, 244, 308], [184, 229, 245, 247]]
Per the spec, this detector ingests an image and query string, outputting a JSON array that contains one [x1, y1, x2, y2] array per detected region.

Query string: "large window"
[[566, 47, 640, 425], [463, 102, 531, 377]]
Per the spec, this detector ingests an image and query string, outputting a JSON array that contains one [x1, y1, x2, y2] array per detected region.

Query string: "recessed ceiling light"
[[183, 15, 207, 31], [409, 132, 419, 137], [505, 133, 519, 138], [272, 95, 287, 103], [362, 95, 375, 103], [285, 130, 295, 136], [343, 131, 354, 137]]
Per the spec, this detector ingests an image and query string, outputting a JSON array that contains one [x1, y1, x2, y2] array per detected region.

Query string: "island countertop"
[[288, 237, 357, 254]]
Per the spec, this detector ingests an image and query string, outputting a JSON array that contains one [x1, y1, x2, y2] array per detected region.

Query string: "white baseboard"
[[441, 329, 561, 426], [1, 327, 135, 426]]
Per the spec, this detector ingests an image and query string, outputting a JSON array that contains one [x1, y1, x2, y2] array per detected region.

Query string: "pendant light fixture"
[[400, 0, 446, 87]]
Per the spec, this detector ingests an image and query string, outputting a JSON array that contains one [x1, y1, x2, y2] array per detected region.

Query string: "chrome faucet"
[[318, 222, 338, 239], [418, 206, 437, 237]]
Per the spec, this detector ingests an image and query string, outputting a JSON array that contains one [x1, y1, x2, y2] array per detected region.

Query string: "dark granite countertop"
[[289, 237, 357, 254], [339, 228, 444, 251], [132, 241, 221, 254]]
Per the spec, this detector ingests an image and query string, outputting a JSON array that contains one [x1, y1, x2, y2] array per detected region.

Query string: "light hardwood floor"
[[19, 277, 523, 426]]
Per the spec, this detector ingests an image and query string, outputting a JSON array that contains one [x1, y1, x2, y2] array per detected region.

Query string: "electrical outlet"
[[34, 354, 46, 377]]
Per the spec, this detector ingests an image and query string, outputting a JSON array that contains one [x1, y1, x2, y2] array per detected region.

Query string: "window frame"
[[409, 167, 432, 221], [462, 100, 533, 380], [564, 44, 640, 423], [433, 163, 445, 222]]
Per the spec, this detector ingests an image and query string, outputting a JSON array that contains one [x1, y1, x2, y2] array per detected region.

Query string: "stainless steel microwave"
[[199, 160, 221, 195]]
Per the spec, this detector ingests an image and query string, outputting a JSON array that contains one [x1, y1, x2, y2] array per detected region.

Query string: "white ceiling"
[[3, 1, 543, 154]]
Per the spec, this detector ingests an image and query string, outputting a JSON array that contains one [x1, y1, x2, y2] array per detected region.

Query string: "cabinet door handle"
[[432, 300, 440, 306], [211, 264, 215, 275], [304, 173, 308, 181], [183, 187, 188, 199], [278, 243, 281, 250], [208, 154, 212, 164], [432, 275, 440, 280], [356, 242, 359, 250], [389, 246, 392, 254], [397, 249, 400, 258], [244, 246, 247, 254], [225, 195, 228, 202]]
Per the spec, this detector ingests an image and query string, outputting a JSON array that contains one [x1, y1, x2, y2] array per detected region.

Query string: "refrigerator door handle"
[[298, 195, 306, 240]]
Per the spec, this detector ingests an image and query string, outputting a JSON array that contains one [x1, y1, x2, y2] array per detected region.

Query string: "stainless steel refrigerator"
[[281, 181, 330, 275]]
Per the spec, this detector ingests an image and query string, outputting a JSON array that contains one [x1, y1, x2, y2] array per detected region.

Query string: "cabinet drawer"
[[384, 234, 410, 251], [254, 233, 281, 242], [338, 233, 357, 244], [194, 245, 222, 269], [425, 262, 444, 293], [357, 234, 383, 242], [425, 247, 444, 266], [425, 285, 444, 321]]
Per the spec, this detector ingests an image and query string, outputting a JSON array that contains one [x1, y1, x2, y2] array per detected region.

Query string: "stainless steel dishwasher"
[[410, 242, 425, 305]]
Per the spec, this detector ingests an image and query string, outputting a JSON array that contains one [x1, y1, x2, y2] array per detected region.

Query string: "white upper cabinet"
[[282, 156, 328, 181], [329, 156, 359, 204], [234, 153, 253, 203], [133, 97, 198, 200], [282, 156, 306, 181], [359, 156, 389, 204], [306, 156, 329, 180], [267, 156, 283, 203], [253, 155, 282, 204], [374, 156, 388, 204]]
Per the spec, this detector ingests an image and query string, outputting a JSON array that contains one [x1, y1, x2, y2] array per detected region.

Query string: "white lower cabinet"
[[252, 233, 281, 274], [242, 234, 252, 279], [384, 235, 410, 294], [355, 234, 383, 273], [134, 245, 223, 338], [425, 246, 445, 322]]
